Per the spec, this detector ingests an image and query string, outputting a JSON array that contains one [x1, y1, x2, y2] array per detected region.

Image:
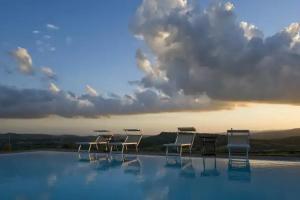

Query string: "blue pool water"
[[0, 152, 299, 200]]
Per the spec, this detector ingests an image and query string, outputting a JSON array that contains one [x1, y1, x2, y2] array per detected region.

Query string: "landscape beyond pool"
[[0, 152, 299, 200]]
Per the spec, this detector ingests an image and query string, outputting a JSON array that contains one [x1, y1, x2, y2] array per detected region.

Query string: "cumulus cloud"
[[240, 21, 264, 40], [85, 85, 99, 97], [41, 67, 56, 79], [12, 47, 34, 75], [2, 0, 300, 119], [49, 82, 60, 94], [46, 24, 59, 30], [0, 84, 231, 118], [136, 49, 154, 75], [130, 0, 300, 105]]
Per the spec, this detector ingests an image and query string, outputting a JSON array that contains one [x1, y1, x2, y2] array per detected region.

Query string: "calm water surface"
[[0, 151, 299, 200]]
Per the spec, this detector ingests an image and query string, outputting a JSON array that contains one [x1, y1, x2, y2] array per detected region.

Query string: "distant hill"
[[1, 130, 300, 156], [0, 133, 94, 151], [252, 128, 300, 139]]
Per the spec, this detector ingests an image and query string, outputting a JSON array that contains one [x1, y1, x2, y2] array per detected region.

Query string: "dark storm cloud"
[[130, 0, 300, 104], [0, 84, 231, 118]]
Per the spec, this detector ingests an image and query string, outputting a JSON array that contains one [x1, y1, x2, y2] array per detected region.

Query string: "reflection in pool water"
[[228, 159, 251, 182], [201, 156, 220, 177], [0, 152, 300, 200], [165, 156, 196, 178]]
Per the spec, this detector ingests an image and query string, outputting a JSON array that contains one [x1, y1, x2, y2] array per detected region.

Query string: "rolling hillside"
[[1, 130, 300, 156]]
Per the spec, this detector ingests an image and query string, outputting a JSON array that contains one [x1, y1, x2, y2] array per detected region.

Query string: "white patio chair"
[[227, 129, 250, 162], [77, 130, 112, 153], [163, 127, 196, 156], [109, 129, 142, 154]]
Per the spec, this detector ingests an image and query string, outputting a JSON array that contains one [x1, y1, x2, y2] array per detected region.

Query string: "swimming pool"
[[0, 152, 299, 200]]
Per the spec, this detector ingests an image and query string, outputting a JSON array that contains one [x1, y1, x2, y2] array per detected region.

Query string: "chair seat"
[[164, 143, 192, 147], [77, 141, 107, 145], [109, 142, 138, 146], [227, 144, 250, 149]]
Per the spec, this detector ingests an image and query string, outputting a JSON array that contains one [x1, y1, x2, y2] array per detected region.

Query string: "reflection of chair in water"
[[78, 153, 99, 162], [95, 154, 141, 171], [95, 154, 111, 171], [165, 156, 196, 178], [228, 160, 251, 182], [122, 155, 141, 175], [201, 157, 220, 177], [108, 154, 126, 168]]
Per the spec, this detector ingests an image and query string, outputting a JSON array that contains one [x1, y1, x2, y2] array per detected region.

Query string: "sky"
[[1, 0, 300, 135]]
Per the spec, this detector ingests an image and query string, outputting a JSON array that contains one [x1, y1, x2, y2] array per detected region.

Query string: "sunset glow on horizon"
[[1, 103, 300, 135]]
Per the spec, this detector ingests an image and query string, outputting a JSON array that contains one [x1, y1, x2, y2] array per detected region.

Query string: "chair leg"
[[214, 143, 216, 155], [166, 146, 168, 156], [121, 145, 124, 154], [136, 145, 138, 153], [179, 146, 182, 157], [88, 144, 92, 152], [78, 145, 82, 152]]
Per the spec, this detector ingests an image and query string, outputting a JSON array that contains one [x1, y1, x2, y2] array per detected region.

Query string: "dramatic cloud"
[[12, 47, 34, 74], [130, 0, 300, 104], [46, 24, 59, 30], [41, 67, 56, 79], [85, 85, 99, 97], [136, 49, 155, 75], [0, 84, 231, 118], [2, 0, 300, 119], [49, 82, 60, 94], [240, 21, 264, 40]]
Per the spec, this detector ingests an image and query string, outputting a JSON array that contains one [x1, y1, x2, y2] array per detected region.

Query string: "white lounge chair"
[[164, 127, 196, 156], [227, 129, 250, 162], [109, 129, 142, 154], [77, 130, 112, 153]]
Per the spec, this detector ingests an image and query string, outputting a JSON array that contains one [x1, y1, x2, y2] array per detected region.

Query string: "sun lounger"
[[109, 129, 142, 154], [77, 130, 112, 152], [163, 127, 196, 156]]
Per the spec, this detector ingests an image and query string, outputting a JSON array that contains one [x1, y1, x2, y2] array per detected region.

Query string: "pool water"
[[0, 151, 299, 200]]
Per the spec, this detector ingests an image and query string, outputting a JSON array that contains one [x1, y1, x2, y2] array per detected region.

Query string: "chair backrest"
[[125, 135, 143, 144], [227, 129, 250, 146], [175, 133, 195, 145], [175, 127, 196, 145], [95, 135, 109, 143], [94, 130, 111, 143], [124, 129, 143, 145]]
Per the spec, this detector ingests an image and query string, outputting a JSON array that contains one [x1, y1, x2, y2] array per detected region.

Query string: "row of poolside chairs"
[[77, 129, 143, 154], [77, 127, 251, 161]]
